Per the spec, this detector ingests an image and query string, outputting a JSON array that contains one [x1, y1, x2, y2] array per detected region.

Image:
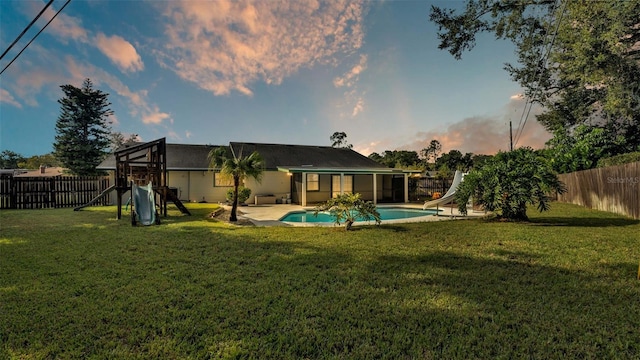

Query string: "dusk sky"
[[0, 0, 551, 158]]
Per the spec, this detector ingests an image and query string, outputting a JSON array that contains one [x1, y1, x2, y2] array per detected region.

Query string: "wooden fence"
[[557, 162, 639, 220], [0, 176, 111, 210]]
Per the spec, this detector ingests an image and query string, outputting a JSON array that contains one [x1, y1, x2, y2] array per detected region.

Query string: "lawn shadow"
[[5, 206, 640, 359], [528, 216, 639, 227], [363, 250, 639, 356], [378, 224, 410, 232]]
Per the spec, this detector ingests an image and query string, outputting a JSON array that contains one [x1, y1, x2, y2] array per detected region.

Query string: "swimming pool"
[[279, 207, 440, 223]]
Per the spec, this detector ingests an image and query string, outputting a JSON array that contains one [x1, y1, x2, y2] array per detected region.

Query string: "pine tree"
[[54, 79, 113, 176]]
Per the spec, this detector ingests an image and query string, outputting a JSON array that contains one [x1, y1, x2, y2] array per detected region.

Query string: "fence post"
[[12, 177, 18, 209]]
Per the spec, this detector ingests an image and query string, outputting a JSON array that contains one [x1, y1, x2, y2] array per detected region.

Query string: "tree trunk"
[[345, 219, 354, 230], [230, 176, 239, 222], [501, 203, 529, 221]]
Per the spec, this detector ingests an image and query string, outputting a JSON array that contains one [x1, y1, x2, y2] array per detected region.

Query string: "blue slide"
[[132, 182, 157, 226]]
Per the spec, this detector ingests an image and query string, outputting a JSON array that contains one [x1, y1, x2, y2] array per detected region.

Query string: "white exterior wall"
[[167, 170, 231, 203], [103, 169, 289, 205], [189, 170, 230, 203], [167, 171, 190, 201], [244, 171, 291, 200]]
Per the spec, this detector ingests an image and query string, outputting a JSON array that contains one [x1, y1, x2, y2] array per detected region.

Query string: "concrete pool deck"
[[234, 203, 488, 227]]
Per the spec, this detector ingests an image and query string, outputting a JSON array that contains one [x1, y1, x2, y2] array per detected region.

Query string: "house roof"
[[14, 167, 65, 177], [98, 140, 419, 173], [229, 142, 390, 171], [97, 143, 221, 170]]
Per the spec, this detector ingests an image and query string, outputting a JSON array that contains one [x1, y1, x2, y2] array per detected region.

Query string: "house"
[[0, 169, 28, 176], [97, 141, 421, 206], [14, 166, 65, 177]]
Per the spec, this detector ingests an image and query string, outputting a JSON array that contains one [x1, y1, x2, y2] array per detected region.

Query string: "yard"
[[1, 203, 639, 359]]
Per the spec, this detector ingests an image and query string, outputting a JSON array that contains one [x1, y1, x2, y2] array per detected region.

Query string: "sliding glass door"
[[332, 175, 353, 198]]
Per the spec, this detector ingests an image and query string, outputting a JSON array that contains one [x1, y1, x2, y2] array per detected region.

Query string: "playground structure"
[[75, 137, 191, 222], [114, 138, 190, 221]]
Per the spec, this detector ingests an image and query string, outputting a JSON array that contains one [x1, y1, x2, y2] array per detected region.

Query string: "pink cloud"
[[333, 54, 368, 119], [142, 110, 171, 125], [94, 33, 144, 73], [4, 43, 170, 131], [107, 113, 119, 126], [20, 2, 142, 74], [334, 54, 368, 88], [19, 1, 88, 43], [0, 89, 22, 108], [395, 117, 550, 156], [158, 0, 367, 96], [351, 97, 365, 117], [63, 57, 168, 126], [11, 47, 74, 106], [401, 100, 552, 155]]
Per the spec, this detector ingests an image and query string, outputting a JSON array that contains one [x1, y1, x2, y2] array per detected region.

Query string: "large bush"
[[455, 147, 566, 221]]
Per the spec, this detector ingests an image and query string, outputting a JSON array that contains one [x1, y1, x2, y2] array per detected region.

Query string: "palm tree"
[[208, 146, 264, 222]]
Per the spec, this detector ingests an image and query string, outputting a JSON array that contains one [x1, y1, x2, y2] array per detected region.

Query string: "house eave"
[[97, 167, 213, 172], [277, 166, 421, 174]]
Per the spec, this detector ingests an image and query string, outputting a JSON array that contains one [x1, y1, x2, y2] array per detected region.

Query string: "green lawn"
[[1, 203, 639, 359]]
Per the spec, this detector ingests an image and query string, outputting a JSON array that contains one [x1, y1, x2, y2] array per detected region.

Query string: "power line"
[[0, 0, 54, 61], [513, 0, 567, 148], [0, 0, 72, 76], [512, 2, 551, 146]]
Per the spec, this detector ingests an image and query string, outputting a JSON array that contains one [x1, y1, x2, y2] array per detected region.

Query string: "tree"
[[0, 150, 26, 169], [368, 152, 384, 164], [435, 149, 473, 172], [19, 153, 61, 169], [208, 146, 264, 222], [313, 193, 381, 230], [545, 124, 624, 173], [53, 79, 113, 175], [471, 154, 492, 170], [109, 131, 139, 151], [431, 1, 640, 161], [330, 132, 353, 149], [421, 139, 442, 169], [368, 150, 420, 168], [455, 147, 566, 221], [393, 150, 420, 168]]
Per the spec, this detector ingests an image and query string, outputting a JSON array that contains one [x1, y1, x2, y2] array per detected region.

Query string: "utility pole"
[[509, 121, 513, 151]]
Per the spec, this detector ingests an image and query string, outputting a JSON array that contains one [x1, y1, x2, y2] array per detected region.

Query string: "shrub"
[[597, 152, 640, 168], [226, 187, 252, 204], [313, 193, 381, 230], [455, 147, 566, 221]]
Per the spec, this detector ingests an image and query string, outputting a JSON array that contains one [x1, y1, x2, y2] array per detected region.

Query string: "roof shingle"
[[230, 142, 385, 170], [98, 141, 387, 171]]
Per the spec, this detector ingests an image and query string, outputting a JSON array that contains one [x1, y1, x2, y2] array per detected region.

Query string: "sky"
[[0, 0, 551, 158]]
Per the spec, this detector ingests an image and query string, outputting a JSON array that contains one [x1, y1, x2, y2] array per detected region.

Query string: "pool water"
[[279, 207, 440, 223]]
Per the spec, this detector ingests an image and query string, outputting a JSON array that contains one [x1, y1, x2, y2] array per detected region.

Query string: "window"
[[332, 175, 353, 198], [214, 172, 234, 187], [306, 173, 319, 191]]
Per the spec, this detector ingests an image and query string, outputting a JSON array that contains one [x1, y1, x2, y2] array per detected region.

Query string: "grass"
[[1, 203, 639, 359]]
